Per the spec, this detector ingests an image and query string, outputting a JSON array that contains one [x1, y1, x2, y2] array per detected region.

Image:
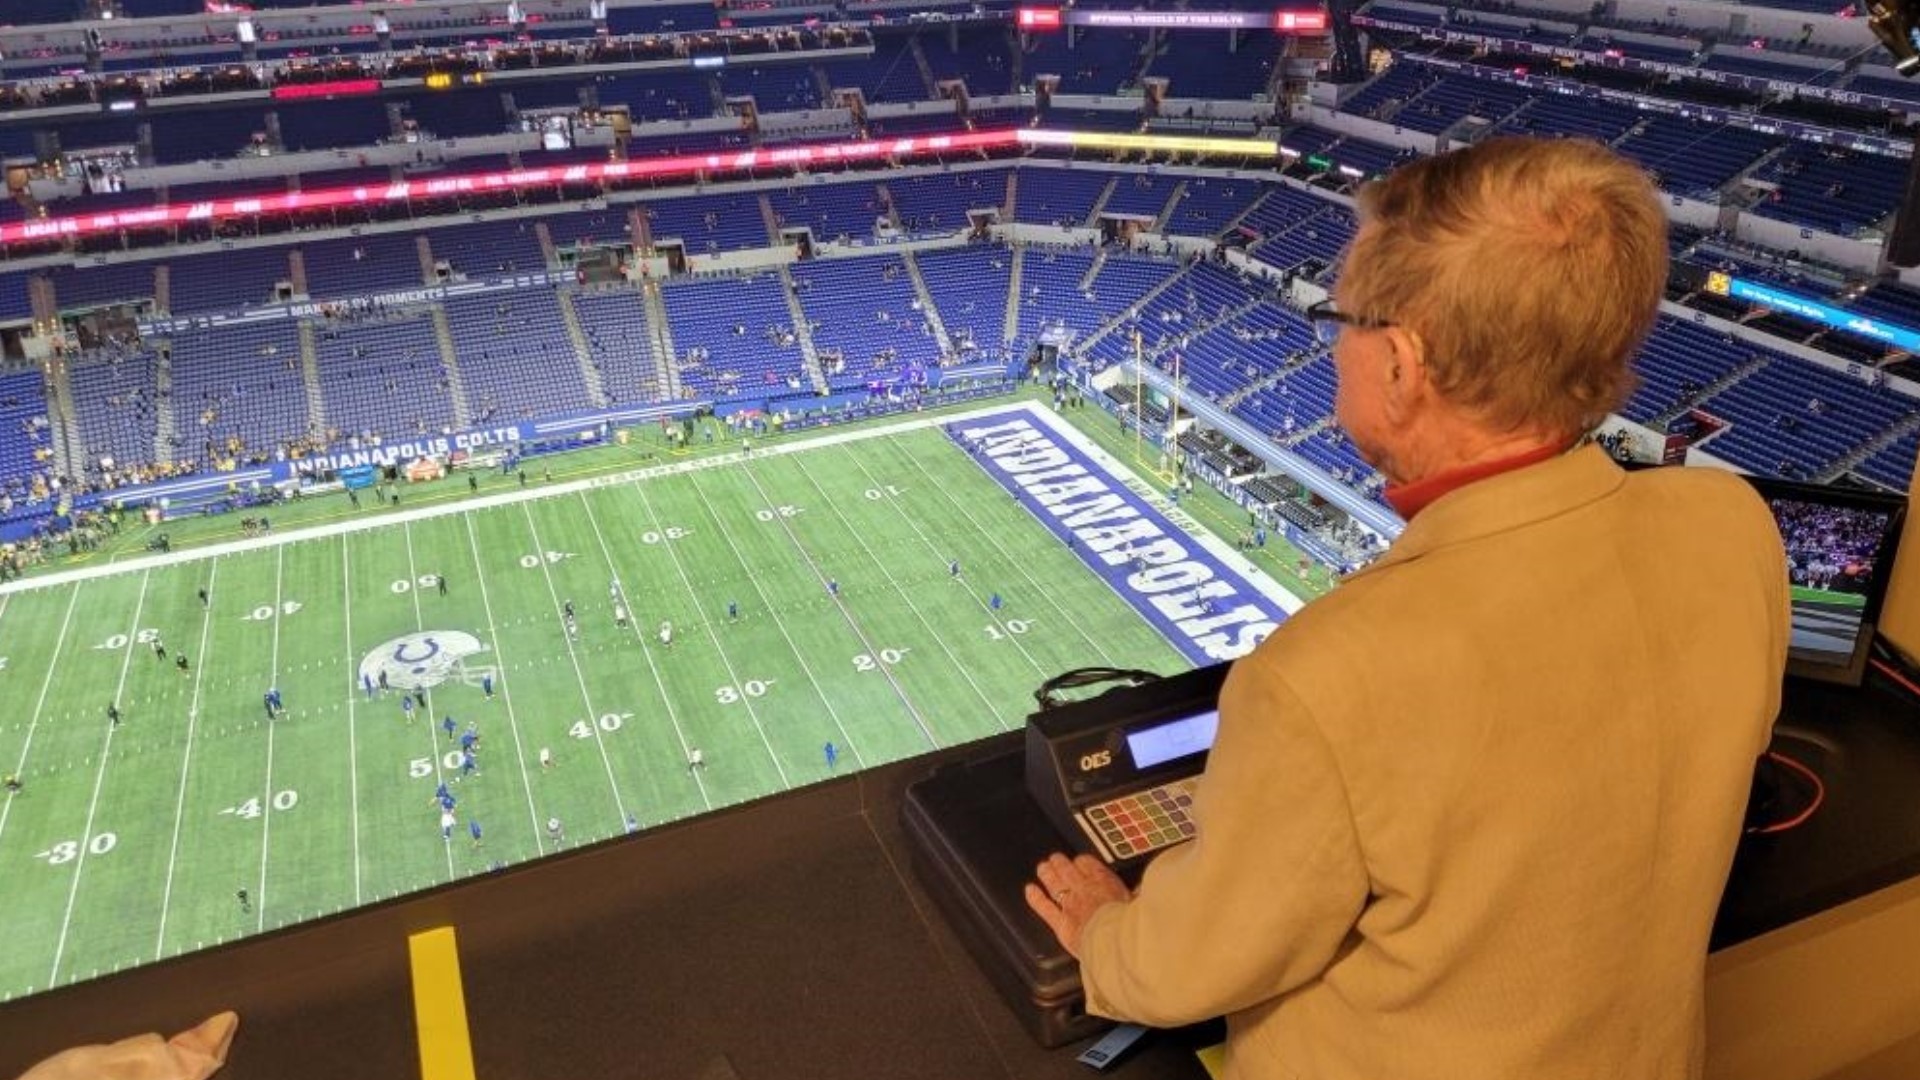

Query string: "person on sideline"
[[1025, 137, 1789, 1080]]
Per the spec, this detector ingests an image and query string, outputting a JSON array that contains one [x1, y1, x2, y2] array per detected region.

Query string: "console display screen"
[[1125, 709, 1219, 771]]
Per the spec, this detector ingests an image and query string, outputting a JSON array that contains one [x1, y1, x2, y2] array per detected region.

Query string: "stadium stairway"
[[1650, 353, 1770, 430], [1076, 260, 1194, 357], [556, 289, 609, 406], [759, 194, 781, 246], [629, 205, 653, 253], [288, 249, 308, 297], [876, 181, 905, 231], [1003, 245, 1025, 347], [811, 65, 835, 112], [902, 251, 956, 356], [1003, 170, 1019, 225], [533, 223, 558, 270], [45, 363, 79, 480], [909, 37, 938, 98], [416, 234, 439, 283], [1085, 176, 1121, 226], [1822, 412, 1920, 484], [152, 346, 175, 465], [297, 322, 327, 438], [153, 264, 171, 315], [1078, 248, 1108, 292], [1217, 188, 1270, 242], [777, 265, 829, 392], [642, 281, 682, 400], [1151, 180, 1188, 234], [429, 308, 474, 429]]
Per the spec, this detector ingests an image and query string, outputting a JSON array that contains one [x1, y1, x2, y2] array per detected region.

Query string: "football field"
[[0, 402, 1290, 1001]]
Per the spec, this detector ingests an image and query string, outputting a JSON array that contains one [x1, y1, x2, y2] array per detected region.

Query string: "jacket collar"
[[1351, 444, 1625, 583]]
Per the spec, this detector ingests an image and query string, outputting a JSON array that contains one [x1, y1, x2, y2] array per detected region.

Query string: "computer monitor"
[[1747, 475, 1906, 686]]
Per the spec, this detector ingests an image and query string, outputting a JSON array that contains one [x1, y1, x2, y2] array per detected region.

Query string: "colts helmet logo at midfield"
[[358, 631, 492, 691]]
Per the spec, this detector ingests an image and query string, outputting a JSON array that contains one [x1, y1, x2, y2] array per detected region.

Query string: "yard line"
[[253, 545, 286, 931], [624, 480, 792, 787], [885, 434, 1124, 666], [341, 539, 363, 904], [573, 492, 712, 811], [515, 503, 632, 825], [155, 559, 221, 958], [679, 473, 871, 764], [461, 514, 554, 849], [775, 453, 1014, 730], [690, 465, 931, 756], [0, 587, 81, 849], [820, 443, 1056, 676], [401, 525, 458, 880], [732, 459, 956, 749], [48, 569, 151, 986]]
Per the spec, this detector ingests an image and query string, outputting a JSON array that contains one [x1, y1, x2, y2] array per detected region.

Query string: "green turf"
[[0, 404, 1272, 1000], [1789, 585, 1867, 607]]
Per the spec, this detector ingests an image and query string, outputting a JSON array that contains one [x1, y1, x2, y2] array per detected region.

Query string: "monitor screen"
[[1125, 708, 1219, 771], [1750, 476, 1905, 685]]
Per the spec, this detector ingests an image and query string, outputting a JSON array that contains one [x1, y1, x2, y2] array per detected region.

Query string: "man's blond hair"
[[1341, 136, 1667, 437]]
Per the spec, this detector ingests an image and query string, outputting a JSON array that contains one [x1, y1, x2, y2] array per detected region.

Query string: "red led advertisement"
[[0, 130, 1022, 246]]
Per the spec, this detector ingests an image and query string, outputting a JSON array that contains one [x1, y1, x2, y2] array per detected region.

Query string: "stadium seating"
[[0, 369, 51, 497], [1100, 172, 1180, 221], [276, 99, 392, 153], [169, 248, 294, 315], [47, 262, 159, 313], [443, 291, 594, 419], [768, 182, 890, 243], [301, 234, 425, 299], [658, 272, 810, 399], [1163, 177, 1263, 237], [885, 171, 1009, 232], [718, 64, 825, 111], [791, 256, 942, 388], [921, 27, 1018, 97], [1150, 36, 1279, 101], [12, 3, 1920, 508], [914, 245, 1016, 355], [569, 288, 664, 405], [429, 220, 548, 278], [1749, 144, 1905, 238], [166, 321, 311, 461], [1013, 168, 1113, 227], [644, 192, 771, 254], [1013, 247, 1102, 344], [1023, 28, 1151, 93], [1613, 117, 1776, 198], [69, 348, 161, 471], [311, 312, 458, 440], [817, 37, 932, 103]]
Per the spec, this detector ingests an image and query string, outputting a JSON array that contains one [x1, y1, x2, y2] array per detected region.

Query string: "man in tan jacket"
[[1027, 137, 1790, 1079]]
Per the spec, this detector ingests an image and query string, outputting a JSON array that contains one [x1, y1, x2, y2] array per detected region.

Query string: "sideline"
[[0, 401, 1036, 597]]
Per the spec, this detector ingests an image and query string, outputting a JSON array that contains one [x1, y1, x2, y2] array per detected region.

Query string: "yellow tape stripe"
[[408, 926, 478, 1080]]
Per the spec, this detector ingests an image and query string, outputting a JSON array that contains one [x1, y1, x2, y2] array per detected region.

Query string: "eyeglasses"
[[1305, 299, 1395, 348]]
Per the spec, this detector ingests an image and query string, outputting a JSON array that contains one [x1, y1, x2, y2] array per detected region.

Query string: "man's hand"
[[1024, 851, 1132, 958]]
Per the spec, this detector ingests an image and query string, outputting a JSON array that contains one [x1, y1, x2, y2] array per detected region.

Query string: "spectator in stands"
[[1025, 137, 1788, 1080]]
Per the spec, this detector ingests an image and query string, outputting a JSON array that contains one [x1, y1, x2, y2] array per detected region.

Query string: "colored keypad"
[[1078, 778, 1200, 861]]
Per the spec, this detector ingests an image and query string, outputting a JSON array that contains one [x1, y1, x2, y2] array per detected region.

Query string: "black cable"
[[1034, 666, 1162, 711]]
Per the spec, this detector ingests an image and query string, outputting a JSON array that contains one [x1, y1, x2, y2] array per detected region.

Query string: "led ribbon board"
[[1015, 128, 1281, 158], [0, 129, 1022, 246], [1706, 274, 1920, 353], [1017, 7, 1327, 32]]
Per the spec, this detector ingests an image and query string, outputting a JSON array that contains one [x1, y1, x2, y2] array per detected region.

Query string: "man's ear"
[[1381, 324, 1429, 416]]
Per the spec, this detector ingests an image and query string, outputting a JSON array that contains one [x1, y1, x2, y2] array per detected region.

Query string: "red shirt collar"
[[1383, 443, 1567, 521]]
